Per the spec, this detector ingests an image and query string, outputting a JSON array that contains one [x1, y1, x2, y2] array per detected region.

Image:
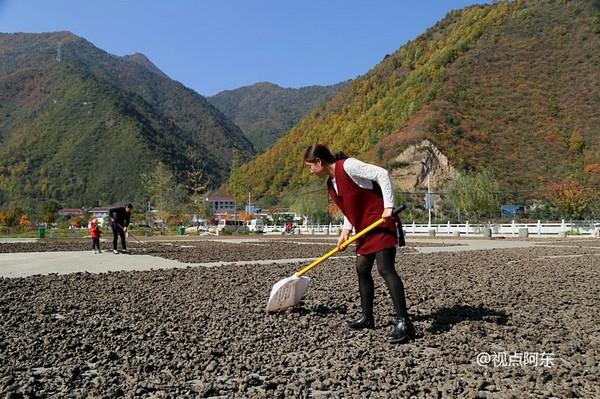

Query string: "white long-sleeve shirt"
[[330, 158, 395, 231]]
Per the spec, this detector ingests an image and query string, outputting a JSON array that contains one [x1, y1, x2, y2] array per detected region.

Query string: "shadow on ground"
[[414, 304, 510, 334], [291, 303, 349, 316]]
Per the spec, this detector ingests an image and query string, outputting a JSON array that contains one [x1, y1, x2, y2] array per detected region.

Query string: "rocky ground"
[[0, 238, 421, 262], [539, 238, 600, 248], [1, 239, 599, 398]]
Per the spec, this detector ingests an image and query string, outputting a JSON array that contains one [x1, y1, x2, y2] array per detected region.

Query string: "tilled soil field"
[[1, 241, 600, 398], [0, 239, 420, 262], [538, 238, 600, 248]]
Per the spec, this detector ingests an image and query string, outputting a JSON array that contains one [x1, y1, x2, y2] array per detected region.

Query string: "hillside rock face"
[[0, 32, 254, 208], [390, 139, 457, 192]]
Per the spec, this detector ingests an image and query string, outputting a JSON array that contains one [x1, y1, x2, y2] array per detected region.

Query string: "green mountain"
[[0, 32, 255, 208], [229, 0, 600, 203], [121, 53, 169, 78], [208, 81, 348, 152]]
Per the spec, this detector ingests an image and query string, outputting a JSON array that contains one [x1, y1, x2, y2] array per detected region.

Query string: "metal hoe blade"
[[265, 275, 310, 312]]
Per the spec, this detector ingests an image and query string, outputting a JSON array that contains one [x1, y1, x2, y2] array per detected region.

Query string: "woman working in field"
[[303, 144, 413, 344]]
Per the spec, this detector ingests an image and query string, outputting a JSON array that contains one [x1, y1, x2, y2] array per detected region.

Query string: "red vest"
[[327, 159, 401, 255]]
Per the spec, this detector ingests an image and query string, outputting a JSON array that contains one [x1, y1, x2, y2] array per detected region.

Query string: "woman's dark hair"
[[304, 144, 347, 164]]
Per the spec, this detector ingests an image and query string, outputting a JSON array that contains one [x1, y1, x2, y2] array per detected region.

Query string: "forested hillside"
[[0, 32, 255, 208], [228, 0, 600, 205]]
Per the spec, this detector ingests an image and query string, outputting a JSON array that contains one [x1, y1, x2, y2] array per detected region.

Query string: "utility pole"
[[427, 172, 432, 227], [146, 200, 150, 226], [421, 161, 432, 227]]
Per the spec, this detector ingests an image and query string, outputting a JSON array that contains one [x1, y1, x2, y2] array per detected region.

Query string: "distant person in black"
[[109, 204, 133, 254]]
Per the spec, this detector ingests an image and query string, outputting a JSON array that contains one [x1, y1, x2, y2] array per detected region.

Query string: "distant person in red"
[[109, 204, 133, 254], [304, 144, 413, 344], [285, 222, 294, 234], [90, 218, 102, 254]]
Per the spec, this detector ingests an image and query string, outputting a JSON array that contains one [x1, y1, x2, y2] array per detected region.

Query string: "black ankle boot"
[[345, 315, 375, 330], [388, 317, 415, 344]]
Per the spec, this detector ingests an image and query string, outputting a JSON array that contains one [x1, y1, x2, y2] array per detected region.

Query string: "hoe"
[[266, 205, 405, 312]]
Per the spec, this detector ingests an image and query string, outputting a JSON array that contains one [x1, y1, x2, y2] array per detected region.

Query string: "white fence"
[[265, 220, 600, 237], [405, 220, 599, 236]]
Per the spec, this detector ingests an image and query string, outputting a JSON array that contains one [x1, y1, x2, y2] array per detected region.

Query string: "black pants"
[[92, 237, 100, 250], [111, 224, 126, 250], [355, 246, 409, 320]]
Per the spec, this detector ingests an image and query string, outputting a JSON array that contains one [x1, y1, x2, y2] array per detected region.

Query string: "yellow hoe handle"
[[294, 205, 406, 277]]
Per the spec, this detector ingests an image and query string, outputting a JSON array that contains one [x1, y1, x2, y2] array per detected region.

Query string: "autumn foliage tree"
[[0, 208, 23, 230], [584, 164, 600, 182], [238, 212, 254, 222], [18, 213, 32, 230], [547, 180, 590, 219], [69, 215, 82, 228]]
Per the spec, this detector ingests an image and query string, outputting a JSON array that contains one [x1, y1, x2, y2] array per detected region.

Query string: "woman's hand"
[[337, 228, 351, 251]]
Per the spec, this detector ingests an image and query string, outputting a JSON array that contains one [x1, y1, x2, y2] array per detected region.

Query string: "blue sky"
[[0, 0, 491, 96]]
